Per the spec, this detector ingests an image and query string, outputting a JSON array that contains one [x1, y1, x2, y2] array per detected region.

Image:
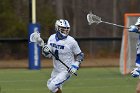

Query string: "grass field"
[[0, 67, 138, 93]]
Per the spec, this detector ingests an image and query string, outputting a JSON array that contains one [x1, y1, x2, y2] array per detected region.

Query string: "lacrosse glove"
[[128, 25, 139, 33], [68, 61, 80, 74], [131, 67, 140, 78], [42, 44, 51, 57]]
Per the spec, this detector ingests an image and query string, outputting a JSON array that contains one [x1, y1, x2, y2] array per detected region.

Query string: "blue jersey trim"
[[136, 54, 140, 65]]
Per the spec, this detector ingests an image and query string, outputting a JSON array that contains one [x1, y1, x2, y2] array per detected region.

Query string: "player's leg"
[[47, 71, 70, 93], [136, 80, 140, 93], [49, 87, 62, 93], [55, 87, 62, 93]]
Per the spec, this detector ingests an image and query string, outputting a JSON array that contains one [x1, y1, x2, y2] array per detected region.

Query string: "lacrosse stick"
[[30, 31, 77, 76], [87, 12, 129, 29]]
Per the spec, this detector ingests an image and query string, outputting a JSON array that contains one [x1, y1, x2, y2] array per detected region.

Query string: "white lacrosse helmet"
[[55, 19, 70, 39], [135, 17, 140, 26]]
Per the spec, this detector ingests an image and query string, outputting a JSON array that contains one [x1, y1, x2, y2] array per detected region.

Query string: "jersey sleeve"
[[136, 54, 140, 67], [71, 39, 81, 55]]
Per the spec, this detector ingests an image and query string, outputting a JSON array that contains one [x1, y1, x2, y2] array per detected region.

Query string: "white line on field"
[[0, 80, 46, 82], [3, 88, 48, 91], [2, 85, 135, 91], [0, 77, 134, 83]]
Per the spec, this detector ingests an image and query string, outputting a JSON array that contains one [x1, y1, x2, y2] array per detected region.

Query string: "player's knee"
[[47, 81, 58, 93]]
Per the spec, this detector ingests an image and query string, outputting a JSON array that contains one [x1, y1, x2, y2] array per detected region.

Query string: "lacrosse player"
[[129, 17, 140, 93], [42, 19, 84, 93]]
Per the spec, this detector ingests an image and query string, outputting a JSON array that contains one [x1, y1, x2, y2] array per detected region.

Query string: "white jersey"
[[47, 34, 81, 72]]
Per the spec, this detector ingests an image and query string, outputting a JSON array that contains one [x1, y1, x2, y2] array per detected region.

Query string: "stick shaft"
[[49, 50, 77, 76], [101, 21, 129, 29]]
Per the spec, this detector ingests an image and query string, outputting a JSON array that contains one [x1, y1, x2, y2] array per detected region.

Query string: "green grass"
[[0, 68, 138, 93]]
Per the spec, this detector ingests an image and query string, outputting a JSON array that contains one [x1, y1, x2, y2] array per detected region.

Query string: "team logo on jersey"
[[50, 43, 64, 49]]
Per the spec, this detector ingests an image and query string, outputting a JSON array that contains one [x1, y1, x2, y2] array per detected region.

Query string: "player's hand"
[[68, 61, 80, 74], [128, 25, 139, 33], [131, 67, 140, 78], [42, 44, 51, 57], [42, 44, 50, 53]]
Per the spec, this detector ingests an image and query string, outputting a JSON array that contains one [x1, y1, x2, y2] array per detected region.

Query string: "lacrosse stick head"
[[30, 31, 40, 42], [30, 31, 44, 46], [87, 12, 102, 25]]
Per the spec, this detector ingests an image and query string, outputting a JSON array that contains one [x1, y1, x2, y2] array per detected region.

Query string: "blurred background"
[[0, 0, 140, 68]]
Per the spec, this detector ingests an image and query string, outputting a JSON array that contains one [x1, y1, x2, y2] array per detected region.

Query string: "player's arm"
[[128, 25, 140, 33], [72, 52, 84, 68], [73, 52, 84, 69], [68, 39, 84, 74], [68, 52, 84, 74]]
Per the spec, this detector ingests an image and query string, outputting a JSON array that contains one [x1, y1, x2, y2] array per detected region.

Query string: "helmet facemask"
[[58, 26, 70, 36]]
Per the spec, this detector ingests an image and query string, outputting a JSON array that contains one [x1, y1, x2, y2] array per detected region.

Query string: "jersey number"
[[54, 50, 59, 60]]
